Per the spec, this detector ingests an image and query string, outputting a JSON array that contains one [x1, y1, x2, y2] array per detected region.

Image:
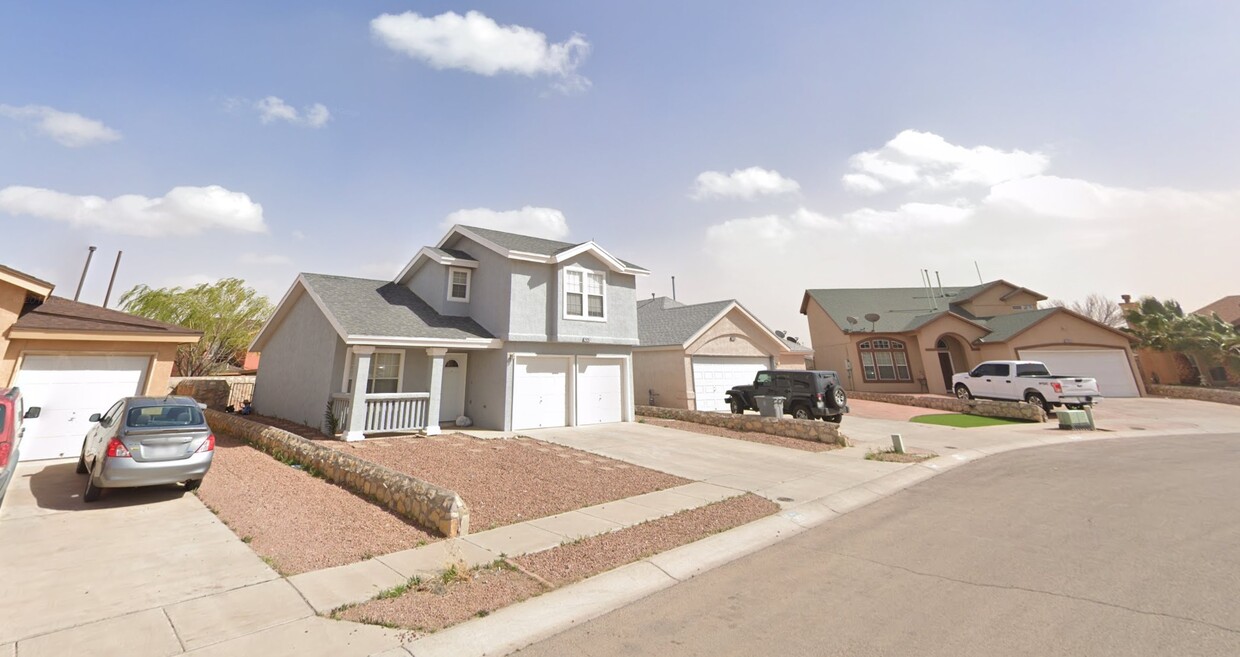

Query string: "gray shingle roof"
[[804, 287, 975, 333], [458, 225, 647, 271], [637, 299, 734, 346], [976, 307, 1059, 343], [301, 273, 494, 340], [427, 247, 477, 262]]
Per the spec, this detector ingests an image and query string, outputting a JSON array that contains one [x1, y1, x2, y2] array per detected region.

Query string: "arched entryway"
[[935, 335, 970, 392]]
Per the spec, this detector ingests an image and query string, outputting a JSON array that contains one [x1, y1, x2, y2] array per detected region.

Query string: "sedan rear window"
[[126, 405, 204, 428]]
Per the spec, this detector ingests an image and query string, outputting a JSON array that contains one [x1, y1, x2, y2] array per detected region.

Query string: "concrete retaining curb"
[[636, 405, 849, 446], [205, 410, 469, 537], [849, 391, 1048, 422]]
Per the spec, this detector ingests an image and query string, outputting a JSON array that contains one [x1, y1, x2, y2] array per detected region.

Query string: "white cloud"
[[705, 207, 841, 253], [984, 175, 1240, 221], [254, 96, 331, 128], [844, 201, 975, 232], [240, 253, 292, 266], [0, 185, 267, 236], [0, 104, 121, 147], [442, 206, 570, 240], [371, 10, 591, 92], [691, 167, 801, 200], [842, 130, 1048, 193]]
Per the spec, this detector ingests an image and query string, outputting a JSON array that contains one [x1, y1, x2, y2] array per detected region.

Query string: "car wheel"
[[1025, 392, 1051, 412], [76, 449, 88, 475], [824, 414, 843, 423], [83, 473, 102, 503], [792, 405, 812, 420], [184, 479, 202, 492], [729, 399, 744, 415], [955, 384, 973, 400]]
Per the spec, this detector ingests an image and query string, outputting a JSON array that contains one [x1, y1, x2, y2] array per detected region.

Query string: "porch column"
[[344, 346, 374, 442], [425, 348, 447, 436]]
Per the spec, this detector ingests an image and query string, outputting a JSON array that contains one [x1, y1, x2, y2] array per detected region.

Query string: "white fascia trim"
[[632, 345, 684, 352], [507, 333, 549, 342], [680, 301, 789, 352], [442, 225, 649, 275], [395, 247, 479, 285], [556, 336, 640, 346], [250, 276, 349, 351], [344, 335, 503, 349], [0, 269, 53, 298], [509, 352, 574, 359]]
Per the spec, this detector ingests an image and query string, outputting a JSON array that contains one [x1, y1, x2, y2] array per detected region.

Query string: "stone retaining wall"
[[1148, 384, 1240, 406], [848, 391, 1047, 422], [205, 410, 469, 537], [636, 406, 850, 447]]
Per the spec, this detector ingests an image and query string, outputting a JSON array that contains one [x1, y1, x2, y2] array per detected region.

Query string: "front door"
[[938, 352, 954, 392], [439, 354, 468, 423]]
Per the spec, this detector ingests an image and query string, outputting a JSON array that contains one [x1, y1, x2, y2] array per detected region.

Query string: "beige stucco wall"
[[633, 349, 689, 409], [0, 282, 29, 386], [687, 309, 781, 357], [911, 315, 990, 395], [959, 284, 1042, 317], [3, 339, 179, 395], [1000, 313, 1145, 395], [777, 352, 810, 370]]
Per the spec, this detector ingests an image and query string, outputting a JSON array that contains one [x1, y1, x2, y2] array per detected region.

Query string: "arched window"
[[858, 339, 912, 382]]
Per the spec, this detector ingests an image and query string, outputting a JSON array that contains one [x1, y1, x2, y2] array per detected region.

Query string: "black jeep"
[[724, 370, 849, 423]]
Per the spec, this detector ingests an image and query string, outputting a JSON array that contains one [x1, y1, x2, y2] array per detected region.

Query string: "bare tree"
[[1044, 293, 1126, 328]]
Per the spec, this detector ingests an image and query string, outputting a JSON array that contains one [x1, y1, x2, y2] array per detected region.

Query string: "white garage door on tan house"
[[1017, 348, 1141, 397], [634, 296, 812, 411]]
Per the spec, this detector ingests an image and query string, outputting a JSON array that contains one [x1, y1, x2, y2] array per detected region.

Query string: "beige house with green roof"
[[801, 280, 1144, 398]]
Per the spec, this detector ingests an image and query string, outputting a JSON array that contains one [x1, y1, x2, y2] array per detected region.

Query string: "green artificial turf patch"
[[909, 414, 1030, 428]]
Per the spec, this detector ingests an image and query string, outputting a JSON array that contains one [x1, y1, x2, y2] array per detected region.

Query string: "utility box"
[[1058, 409, 1092, 430], [755, 395, 786, 418]]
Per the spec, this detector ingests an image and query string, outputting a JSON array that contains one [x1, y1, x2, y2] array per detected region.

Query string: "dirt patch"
[[242, 413, 329, 440], [865, 449, 937, 463], [336, 564, 545, 634], [640, 417, 840, 453], [515, 493, 779, 587], [319, 434, 689, 530], [196, 434, 435, 575]]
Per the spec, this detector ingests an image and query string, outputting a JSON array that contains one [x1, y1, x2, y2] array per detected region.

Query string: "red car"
[[0, 387, 26, 505]]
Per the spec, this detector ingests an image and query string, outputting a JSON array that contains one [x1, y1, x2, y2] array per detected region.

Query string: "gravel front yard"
[[340, 493, 778, 636], [196, 434, 435, 575], [322, 434, 689, 530], [640, 417, 841, 453]]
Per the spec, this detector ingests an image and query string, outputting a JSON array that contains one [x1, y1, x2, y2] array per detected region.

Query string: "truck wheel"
[[1025, 392, 1051, 412], [791, 404, 812, 420], [826, 384, 847, 410], [729, 399, 744, 415], [954, 384, 973, 400], [184, 479, 202, 492]]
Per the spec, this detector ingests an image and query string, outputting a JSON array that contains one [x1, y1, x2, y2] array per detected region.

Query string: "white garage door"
[[511, 357, 568, 430], [692, 356, 770, 412], [14, 354, 150, 461], [577, 358, 623, 425], [1018, 349, 1140, 398]]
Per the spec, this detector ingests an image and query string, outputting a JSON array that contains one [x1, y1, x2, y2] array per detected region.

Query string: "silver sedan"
[[77, 396, 214, 502]]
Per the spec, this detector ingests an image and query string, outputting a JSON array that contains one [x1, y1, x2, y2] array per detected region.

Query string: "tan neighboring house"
[[1, 264, 201, 461], [801, 280, 1144, 398], [1124, 294, 1240, 386], [634, 297, 812, 411]]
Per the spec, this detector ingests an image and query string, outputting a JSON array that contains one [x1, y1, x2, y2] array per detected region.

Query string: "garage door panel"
[[14, 355, 149, 461], [577, 358, 623, 425], [692, 356, 769, 412], [512, 357, 568, 430], [1018, 349, 1139, 398]]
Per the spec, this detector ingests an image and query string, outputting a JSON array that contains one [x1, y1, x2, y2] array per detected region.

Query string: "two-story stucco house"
[[250, 225, 649, 438]]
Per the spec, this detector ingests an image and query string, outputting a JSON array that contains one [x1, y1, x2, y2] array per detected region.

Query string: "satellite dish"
[[864, 313, 881, 322], [846, 316, 859, 325]]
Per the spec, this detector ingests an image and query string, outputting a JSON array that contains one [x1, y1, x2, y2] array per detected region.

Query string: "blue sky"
[[3, 1, 1238, 337]]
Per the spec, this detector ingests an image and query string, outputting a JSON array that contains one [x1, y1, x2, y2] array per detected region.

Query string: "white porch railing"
[[330, 392, 431, 434]]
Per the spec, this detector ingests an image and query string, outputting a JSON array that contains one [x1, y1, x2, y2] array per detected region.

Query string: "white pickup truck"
[[951, 360, 1101, 411]]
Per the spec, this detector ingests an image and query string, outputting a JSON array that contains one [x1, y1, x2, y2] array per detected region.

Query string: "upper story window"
[[858, 339, 912, 382], [565, 268, 606, 320], [447, 267, 471, 302]]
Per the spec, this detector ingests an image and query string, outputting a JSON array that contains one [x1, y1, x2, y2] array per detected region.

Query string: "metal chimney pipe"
[[671, 276, 677, 301], [74, 246, 97, 301], [103, 250, 123, 308]]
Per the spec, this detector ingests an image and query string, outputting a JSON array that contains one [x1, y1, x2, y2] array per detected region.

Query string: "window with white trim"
[[346, 351, 403, 394], [858, 339, 912, 382], [565, 268, 606, 320], [448, 267, 471, 302]]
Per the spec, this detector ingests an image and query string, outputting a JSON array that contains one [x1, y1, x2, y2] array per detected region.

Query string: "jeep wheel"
[[729, 399, 744, 415], [791, 405, 812, 420], [954, 384, 973, 400]]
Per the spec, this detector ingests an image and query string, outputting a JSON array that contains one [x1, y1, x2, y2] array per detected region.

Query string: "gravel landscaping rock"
[[336, 564, 545, 635], [641, 417, 841, 453], [196, 434, 435, 575], [515, 494, 779, 587], [320, 434, 689, 530], [865, 449, 937, 463]]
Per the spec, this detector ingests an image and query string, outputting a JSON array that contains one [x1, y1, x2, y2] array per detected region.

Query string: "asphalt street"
[[517, 434, 1240, 657]]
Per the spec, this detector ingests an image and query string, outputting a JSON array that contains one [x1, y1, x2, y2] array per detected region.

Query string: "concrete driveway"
[[0, 459, 401, 656]]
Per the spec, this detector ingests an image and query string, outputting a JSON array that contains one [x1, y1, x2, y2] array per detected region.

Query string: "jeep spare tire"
[[826, 384, 847, 409]]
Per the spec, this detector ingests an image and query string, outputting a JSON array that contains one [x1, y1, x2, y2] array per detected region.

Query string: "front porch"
[[330, 346, 471, 440]]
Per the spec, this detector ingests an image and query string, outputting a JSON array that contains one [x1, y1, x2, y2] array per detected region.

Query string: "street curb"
[[390, 427, 1163, 657]]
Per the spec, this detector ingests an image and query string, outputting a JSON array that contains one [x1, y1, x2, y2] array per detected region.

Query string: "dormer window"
[[565, 268, 606, 320], [448, 267, 471, 302]]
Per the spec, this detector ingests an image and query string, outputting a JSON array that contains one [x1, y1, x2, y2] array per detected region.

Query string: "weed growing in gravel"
[[260, 555, 287, 576], [864, 448, 935, 463], [440, 562, 470, 585], [241, 536, 253, 544], [377, 577, 419, 600], [560, 536, 586, 547]]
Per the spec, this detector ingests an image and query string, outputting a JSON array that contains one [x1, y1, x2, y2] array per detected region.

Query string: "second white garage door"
[[691, 356, 770, 412], [511, 357, 569, 430], [1017, 349, 1140, 398], [14, 354, 150, 461], [577, 358, 623, 425]]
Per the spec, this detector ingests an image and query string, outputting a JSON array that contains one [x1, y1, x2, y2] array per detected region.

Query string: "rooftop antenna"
[[974, 260, 984, 284], [935, 270, 945, 300], [922, 269, 938, 310], [671, 276, 677, 301], [103, 250, 123, 308], [864, 312, 881, 332], [74, 246, 97, 302]]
